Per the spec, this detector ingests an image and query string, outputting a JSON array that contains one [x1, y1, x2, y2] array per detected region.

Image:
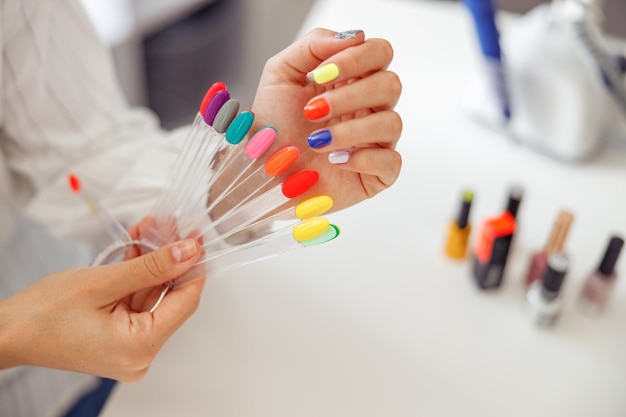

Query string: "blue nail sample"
[[307, 129, 332, 149]]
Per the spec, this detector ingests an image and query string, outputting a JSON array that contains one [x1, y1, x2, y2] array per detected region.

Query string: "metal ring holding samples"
[[90, 239, 170, 313]]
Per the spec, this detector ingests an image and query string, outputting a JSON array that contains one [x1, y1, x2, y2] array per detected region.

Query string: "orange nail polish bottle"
[[472, 186, 523, 290]]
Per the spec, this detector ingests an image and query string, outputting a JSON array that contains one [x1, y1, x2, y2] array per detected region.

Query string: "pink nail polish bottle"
[[579, 235, 624, 315], [525, 211, 574, 287]]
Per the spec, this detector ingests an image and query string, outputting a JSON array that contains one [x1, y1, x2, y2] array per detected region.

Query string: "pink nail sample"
[[245, 127, 277, 159]]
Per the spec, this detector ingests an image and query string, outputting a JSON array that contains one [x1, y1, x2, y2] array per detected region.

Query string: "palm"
[[246, 29, 401, 214], [252, 82, 373, 213]]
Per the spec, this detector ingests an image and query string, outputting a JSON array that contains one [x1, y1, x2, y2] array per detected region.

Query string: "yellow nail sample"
[[295, 195, 333, 220], [292, 217, 330, 242]]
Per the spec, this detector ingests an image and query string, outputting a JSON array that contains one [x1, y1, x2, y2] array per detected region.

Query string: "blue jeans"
[[61, 378, 117, 417]]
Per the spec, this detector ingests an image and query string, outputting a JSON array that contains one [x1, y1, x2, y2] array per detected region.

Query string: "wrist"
[[0, 296, 28, 369]]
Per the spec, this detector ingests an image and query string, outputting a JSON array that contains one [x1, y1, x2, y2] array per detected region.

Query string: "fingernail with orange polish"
[[303, 97, 330, 121]]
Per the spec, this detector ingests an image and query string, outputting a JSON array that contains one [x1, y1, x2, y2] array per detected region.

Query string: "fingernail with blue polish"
[[307, 129, 332, 149]]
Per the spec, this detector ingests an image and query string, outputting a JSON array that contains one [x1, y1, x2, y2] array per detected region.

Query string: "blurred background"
[[80, 0, 625, 130], [85, 1, 625, 416], [81, 0, 317, 129]]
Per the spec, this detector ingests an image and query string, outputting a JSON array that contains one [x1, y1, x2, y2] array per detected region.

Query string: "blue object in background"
[[462, 0, 512, 121], [463, 0, 502, 59], [61, 379, 117, 417]]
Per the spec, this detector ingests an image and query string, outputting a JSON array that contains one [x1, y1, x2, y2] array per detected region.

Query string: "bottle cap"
[[545, 210, 574, 254], [598, 235, 624, 277], [542, 252, 568, 298], [456, 190, 473, 229], [505, 186, 523, 219]]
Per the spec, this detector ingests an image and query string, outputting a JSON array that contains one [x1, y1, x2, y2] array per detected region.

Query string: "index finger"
[[307, 38, 394, 86], [265, 28, 365, 81]]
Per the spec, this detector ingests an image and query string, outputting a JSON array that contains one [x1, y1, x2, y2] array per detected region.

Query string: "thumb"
[[269, 28, 365, 79], [102, 239, 201, 300]]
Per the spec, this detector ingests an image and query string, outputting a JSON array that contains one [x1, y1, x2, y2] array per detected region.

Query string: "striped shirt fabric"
[[0, 0, 190, 415]]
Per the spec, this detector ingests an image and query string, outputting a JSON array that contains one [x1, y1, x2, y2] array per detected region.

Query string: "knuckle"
[[141, 253, 167, 281], [384, 71, 402, 99], [390, 150, 403, 175], [264, 53, 281, 72], [187, 295, 201, 315], [310, 27, 328, 38], [121, 368, 149, 383], [113, 327, 159, 382], [387, 111, 403, 137], [123, 347, 157, 377], [375, 38, 394, 63], [362, 150, 378, 168]]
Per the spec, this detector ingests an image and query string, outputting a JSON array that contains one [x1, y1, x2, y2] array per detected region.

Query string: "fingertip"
[[124, 245, 140, 261], [274, 28, 366, 77], [169, 239, 200, 264], [124, 226, 141, 260], [138, 216, 157, 230], [128, 224, 140, 239]]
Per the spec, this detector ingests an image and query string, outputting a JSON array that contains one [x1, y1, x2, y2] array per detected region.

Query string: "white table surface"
[[101, 0, 626, 416]]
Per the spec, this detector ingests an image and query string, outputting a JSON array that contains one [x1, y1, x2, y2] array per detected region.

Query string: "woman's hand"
[[0, 238, 203, 382], [251, 28, 403, 212]]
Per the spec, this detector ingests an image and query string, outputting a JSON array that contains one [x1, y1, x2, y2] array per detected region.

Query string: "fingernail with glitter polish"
[[303, 97, 330, 121], [308, 129, 332, 149], [328, 149, 352, 164], [335, 30, 363, 40]]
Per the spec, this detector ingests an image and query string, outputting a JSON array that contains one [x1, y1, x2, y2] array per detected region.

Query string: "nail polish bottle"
[[578, 235, 624, 314], [525, 210, 574, 287], [526, 252, 568, 327], [445, 190, 474, 260], [472, 186, 523, 290]]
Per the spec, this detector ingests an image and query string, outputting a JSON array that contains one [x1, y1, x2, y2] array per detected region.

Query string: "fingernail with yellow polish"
[[307, 63, 339, 85]]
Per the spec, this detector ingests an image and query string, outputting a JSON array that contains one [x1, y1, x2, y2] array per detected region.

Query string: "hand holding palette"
[[75, 81, 340, 303]]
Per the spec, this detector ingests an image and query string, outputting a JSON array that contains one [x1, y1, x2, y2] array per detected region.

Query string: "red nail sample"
[[282, 170, 320, 198]]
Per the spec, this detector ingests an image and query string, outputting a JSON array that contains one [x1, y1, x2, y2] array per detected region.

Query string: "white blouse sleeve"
[[1, 0, 191, 242]]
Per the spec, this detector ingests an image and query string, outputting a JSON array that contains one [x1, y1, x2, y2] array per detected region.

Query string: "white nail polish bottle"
[[526, 252, 568, 327]]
